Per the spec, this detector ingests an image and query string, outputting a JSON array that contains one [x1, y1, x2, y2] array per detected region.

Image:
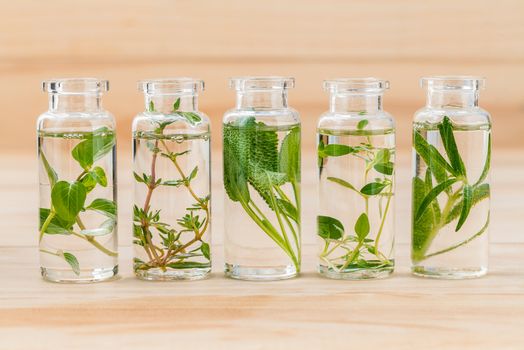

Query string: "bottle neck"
[[236, 90, 288, 109], [146, 94, 198, 113], [330, 93, 382, 113], [427, 89, 478, 108], [49, 93, 102, 113]]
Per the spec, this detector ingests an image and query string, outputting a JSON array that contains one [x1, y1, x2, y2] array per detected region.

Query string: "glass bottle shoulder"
[[317, 110, 395, 136], [132, 111, 211, 137], [413, 106, 491, 130], [37, 110, 115, 133], [223, 107, 300, 128]]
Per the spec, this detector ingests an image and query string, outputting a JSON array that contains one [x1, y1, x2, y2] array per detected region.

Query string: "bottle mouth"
[[229, 76, 295, 91], [323, 78, 389, 93], [139, 78, 204, 95], [421, 76, 485, 91], [43, 78, 109, 94]]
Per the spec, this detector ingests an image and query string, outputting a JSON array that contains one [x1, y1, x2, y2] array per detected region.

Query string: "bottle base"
[[135, 267, 211, 281], [224, 263, 298, 281], [318, 264, 394, 280], [411, 265, 487, 279], [41, 265, 118, 283]]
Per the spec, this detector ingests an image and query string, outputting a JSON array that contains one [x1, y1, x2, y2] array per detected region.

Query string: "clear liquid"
[[412, 122, 491, 279], [38, 131, 117, 283], [223, 121, 301, 280], [133, 131, 211, 280], [317, 128, 395, 279]]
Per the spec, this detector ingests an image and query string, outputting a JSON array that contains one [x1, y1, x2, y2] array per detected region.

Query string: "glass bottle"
[[317, 78, 396, 279], [223, 76, 301, 280], [37, 78, 118, 283], [411, 76, 491, 279], [132, 78, 211, 281]]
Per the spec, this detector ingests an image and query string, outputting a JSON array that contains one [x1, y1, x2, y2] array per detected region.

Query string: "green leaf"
[[327, 176, 359, 193], [149, 100, 155, 112], [201, 242, 210, 260], [456, 184, 473, 231], [166, 261, 210, 269], [317, 215, 344, 240], [354, 213, 370, 241], [279, 126, 301, 183], [162, 179, 184, 187], [79, 172, 97, 192], [177, 112, 202, 125], [90, 166, 107, 187], [414, 130, 455, 178], [374, 162, 394, 175], [438, 116, 466, 177], [446, 183, 490, 224], [81, 218, 115, 236], [277, 198, 299, 223], [411, 177, 435, 257], [51, 181, 87, 222], [415, 178, 458, 221], [474, 133, 491, 186], [361, 182, 387, 195], [187, 166, 198, 182], [357, 119, 369, 130], [173, 98, 181, 111], [39, 208, 73, 234], [40, 151, 58, 186], [63, 252, 80, 275], [86, 198, 116, 219], [322, 144, 354, 157], [72, 128, 115, 170]]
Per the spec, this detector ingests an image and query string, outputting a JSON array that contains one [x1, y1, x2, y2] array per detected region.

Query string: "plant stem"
[[39, 210, 56, 242], [374, 187, 393, 256], [70, 231, 118, 257]]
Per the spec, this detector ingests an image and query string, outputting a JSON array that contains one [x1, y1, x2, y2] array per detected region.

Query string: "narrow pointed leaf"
[[438, 116, 466, 177], [456, 184, 473, 231], [415, 178, 457, 221]]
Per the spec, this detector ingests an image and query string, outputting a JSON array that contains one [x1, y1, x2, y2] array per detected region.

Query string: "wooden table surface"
[[1, 151, 523, 349]]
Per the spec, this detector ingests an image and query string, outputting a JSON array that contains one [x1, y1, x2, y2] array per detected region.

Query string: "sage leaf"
[[279, 126, 301, 182], [51, 181, 87, 222], [361, 182, 387, 195], [63, 252, 80, 275], [415, 178, 458, 221], [438, 116, 466, 177], [86, 198, 116, 219], [456, 184, 473, 231], [317, 215, 344, 240], [355, 213, 370, 241]]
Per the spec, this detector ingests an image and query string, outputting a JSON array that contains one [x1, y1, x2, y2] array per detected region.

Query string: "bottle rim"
[[42, 78, 109, 94], [138, 78, 205, 94], [323, 78, 389, 93], [229, 76, 295, 91], [420, 76, 486, 91]]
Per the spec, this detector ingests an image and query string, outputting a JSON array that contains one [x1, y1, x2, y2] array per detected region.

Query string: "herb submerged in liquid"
[[39, 127, 118, 275], [133, 99, 211, 274], [412, 116, 491, 262], [317, 118, 395, 274], [223, 116, 301, 271]]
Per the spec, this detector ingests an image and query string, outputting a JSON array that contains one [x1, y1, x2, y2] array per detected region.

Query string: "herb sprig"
[[412, 116, 490, 262]]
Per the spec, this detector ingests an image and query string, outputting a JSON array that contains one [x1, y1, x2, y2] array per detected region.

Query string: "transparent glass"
[[317, 78, 395, 279], [132, 78, 211, 281], [37, 78, 118, 283], [223, 76, 301, 280], [411, 76, 491, 279]]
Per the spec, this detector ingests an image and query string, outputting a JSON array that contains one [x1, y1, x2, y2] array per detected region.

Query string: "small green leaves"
[[317, 215, 344, 240], [200, 242, 210, 260], [456, 184, 473, 231], [357, 119, 369, 130], [173, 98, 181, 111], [279, 126, 301, 182], [149, 100, 155, 112], [63, 252, 80, 275], [355, 213, 370, 241], [39, 208, 73, 234], [361, 182, 387, 195], [51, 181, 87, 222], [177, 112, 202, 125], [86, 198, 117, 220], [40, 151, 58, 186], [72, 128, 115, 170], [374, 163, 394, 175], [90, 166, 107, 187], [413, 130, 455, 177]]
